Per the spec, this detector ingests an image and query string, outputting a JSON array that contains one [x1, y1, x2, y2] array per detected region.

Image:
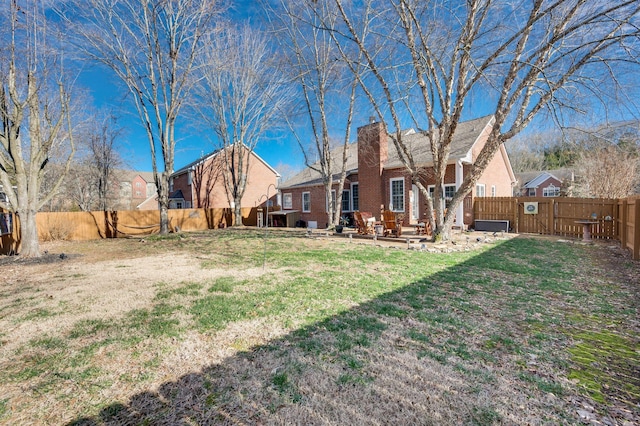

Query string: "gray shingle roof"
[[516, 168, 575, 188], [281, 115, 494, 189]]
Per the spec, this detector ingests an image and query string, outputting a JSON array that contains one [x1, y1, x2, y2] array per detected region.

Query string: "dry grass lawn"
[[0, 228, 638, 425]]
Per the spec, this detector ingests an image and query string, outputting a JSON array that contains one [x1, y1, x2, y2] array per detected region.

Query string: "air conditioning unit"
[[474, 219, 509, 232]]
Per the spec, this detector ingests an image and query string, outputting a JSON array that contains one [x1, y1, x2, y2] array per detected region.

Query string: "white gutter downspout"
[[455, 160, 464, 227]]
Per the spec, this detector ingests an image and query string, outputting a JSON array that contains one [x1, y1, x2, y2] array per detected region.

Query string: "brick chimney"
[[357, 119, 387, 216]]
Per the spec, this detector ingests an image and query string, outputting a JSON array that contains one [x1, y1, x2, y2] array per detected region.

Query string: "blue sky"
[[75, 2, 308, 179], [74, 1, 640, 180]]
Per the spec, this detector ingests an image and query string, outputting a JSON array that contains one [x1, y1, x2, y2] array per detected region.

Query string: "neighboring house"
[[279, 115, 516, 229], [117, 170, 157, 210], [514, 169, 575, 197], [169, 146, 280, 210]]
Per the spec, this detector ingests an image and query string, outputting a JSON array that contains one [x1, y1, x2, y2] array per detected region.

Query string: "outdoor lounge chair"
[[382, 210, 402, 237], [354, 211, 373, 235]]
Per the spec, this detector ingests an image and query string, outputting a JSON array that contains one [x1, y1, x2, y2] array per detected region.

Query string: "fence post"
[[634, 198, 640, 261], [549, 198, 555, 235], [620, 199, 627, 250], [513, 198, 519, 233]]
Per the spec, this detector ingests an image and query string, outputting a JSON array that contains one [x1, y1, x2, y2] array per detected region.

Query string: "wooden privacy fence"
[[0, 207, 264, 255], [474, 196, 640, 260]]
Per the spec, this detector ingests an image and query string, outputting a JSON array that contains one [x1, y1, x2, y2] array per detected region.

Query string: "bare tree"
[[60, 0, 221, 233], [272, 0, 362, 228], [315, 0, 640, 240], [194, 25, 292, 226], [574, 145, 639, 198], [507, 133, 550, 173], [87, 114, 123, 211], [571, 122, 640, 198], [0, 1, 76, 257]]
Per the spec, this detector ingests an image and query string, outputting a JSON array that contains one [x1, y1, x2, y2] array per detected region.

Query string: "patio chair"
[[354, 211, 373, 235], [382, 210, 402, 237]]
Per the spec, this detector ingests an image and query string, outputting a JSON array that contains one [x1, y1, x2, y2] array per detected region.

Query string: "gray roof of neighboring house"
[[117, 169, 155, 183], [281, 115, 495, 189], [517, 168, 574, 188]]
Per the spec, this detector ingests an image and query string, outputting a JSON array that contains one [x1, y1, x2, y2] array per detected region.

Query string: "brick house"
[[514, 169, 575, 197], [169, 146, 280, 210], [279, 115, 516, 229], [116, 170, 157, 210]]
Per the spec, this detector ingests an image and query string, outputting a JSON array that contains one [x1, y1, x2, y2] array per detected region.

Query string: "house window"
[[186, 201, 192, 208], [135, 182, 141, 188], [428, 184, 456, 207], [390, 178, 404, 212], [351, 183, 359, 211], [176, 201, 183, 209], [135, 191, 142, 197], [543, 185, 560, 197], [491, 185, 496, 197], [342, 190, 350, 212], [283, 193, 292, 209], [528, 188, 536, 197], [476, 184, 485, 197], [326, 190, 337, 212], [169, 178, 174, 193], [302, 192, 310, 212], [188, 171, 192, 186]]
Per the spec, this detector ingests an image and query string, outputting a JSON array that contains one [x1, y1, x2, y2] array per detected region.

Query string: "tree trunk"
[[17, 209, 39, 257], [234, 200, 243, 226], [158, 176, 170, 234]]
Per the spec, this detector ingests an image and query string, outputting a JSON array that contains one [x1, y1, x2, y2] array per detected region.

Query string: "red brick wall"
[[282, 176, 358, 228], [172, 150, 279, 209], [357, 121, 387, 216], [474, 147, 514, 198], [171, 172, 192, 205], [131, 175, 148, 200]]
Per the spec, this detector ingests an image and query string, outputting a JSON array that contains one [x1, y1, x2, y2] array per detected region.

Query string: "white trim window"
[[428, 184, 457, 207], [390, 178, 405, 212], [491, 185, 496, 197], [476, 183, 486, 197], [302, 192, 311, 212], [342, 190, 351, 212], [326, 190, 337, 212], [351, 183, 359, 211], [528, 188, 536, 197], [543, 184, 560, 197], [283, 193, 293, 209]]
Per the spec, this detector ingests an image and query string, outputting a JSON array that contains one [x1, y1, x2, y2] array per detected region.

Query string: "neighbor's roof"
[[117, 169, 155, 184], [172, 145, 280, 178], [518, 168, 574, 188], [280, 143, 360, 189], [169, 190, 185, 200], [281, 115, 494, 189]]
